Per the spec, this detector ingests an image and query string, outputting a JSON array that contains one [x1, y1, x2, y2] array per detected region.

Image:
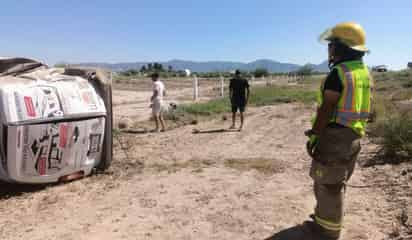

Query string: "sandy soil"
[[0, 98, 411, 239]]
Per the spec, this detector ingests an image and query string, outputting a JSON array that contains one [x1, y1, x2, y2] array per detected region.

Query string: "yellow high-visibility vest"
[[316, 60, 371, 136]]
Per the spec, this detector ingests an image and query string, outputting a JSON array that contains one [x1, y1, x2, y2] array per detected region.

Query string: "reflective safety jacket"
[[317, 60, 371, 136]]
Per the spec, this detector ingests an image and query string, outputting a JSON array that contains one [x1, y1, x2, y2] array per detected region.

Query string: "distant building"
[[372, 65, 388, 72], [408, 62, 412, 69]]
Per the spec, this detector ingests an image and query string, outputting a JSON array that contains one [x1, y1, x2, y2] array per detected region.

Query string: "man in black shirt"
[[229, 70, 250, 131]]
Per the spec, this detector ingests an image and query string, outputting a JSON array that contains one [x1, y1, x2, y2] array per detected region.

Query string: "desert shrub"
[[253, 68, 269, 78], [179, 98, 229, 115], [381, 114, 412, 159], [402, 80, 412, 88]]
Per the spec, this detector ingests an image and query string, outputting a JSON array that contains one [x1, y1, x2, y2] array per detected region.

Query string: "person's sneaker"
[[229, 125, 236, 129]]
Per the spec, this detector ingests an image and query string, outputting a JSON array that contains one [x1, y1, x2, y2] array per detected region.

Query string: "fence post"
[[263, 75, 269, 86], [220, 75, 224, 98], [193, 75, 199, 101]]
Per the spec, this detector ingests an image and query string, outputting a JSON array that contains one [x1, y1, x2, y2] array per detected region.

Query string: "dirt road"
[[1, 102, 409, 240]]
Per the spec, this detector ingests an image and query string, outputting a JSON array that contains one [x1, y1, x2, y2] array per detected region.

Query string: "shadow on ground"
[[264, 225, 322, 240], [120, 129, 150, 134], [0, 182, 50, 199], [359, 147, 410, 167], [192, 128, 240, 134]]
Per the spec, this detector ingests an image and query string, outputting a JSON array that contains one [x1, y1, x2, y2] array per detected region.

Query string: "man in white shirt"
[[150, 73, 166, 132]]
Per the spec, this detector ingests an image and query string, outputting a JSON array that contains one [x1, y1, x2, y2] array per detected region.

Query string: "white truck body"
[[0, 58, 112, 184]]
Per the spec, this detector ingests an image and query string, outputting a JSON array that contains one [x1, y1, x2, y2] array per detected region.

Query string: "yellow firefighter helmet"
[[319, 22, 368, 52]]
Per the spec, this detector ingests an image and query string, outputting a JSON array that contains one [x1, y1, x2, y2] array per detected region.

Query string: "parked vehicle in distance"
[[372, 65, 388, 72]]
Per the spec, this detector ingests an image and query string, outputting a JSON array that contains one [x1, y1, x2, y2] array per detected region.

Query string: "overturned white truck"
[[0, 58, 112, 184]]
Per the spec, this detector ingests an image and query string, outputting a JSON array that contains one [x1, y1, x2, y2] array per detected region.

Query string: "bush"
[[380, 114, 412, 159], [121, 69, 139, 76], [179, 98, 229, 115], [402, 80, 412, 88], [296, 65, 314, 76], [253, 68, 269, 78], [373, 70, 412, 83], [366, 70, 412, 164]]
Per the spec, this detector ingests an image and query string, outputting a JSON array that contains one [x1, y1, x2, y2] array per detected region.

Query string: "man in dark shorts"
[[229, 70, 250, 131]]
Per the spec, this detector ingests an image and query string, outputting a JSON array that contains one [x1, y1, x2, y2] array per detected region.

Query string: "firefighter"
[[304, 22, 372, 239]]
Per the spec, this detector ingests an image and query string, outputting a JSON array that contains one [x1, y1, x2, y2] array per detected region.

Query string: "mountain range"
[[70, 59, 329, 73]]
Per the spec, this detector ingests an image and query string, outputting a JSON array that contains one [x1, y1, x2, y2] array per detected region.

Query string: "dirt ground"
[[0, 81, 411, 240]]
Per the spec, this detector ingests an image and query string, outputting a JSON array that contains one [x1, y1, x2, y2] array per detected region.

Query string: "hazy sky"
[[1, 0, 411, 70]]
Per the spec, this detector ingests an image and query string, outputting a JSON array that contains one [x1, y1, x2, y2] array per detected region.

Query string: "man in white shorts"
[[150, 73, 166, 132]]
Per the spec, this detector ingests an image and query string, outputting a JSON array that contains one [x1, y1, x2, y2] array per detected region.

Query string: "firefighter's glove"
[[305, 130, 319, 158]]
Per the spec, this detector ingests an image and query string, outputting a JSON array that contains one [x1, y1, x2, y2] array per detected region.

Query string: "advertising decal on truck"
[[16, 118, 105, 177]]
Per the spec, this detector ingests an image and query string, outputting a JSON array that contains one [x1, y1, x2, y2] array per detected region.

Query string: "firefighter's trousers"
[[310, 127, 361, 238]]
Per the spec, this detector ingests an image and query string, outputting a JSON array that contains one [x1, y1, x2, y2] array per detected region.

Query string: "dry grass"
[[368, 71, 412, 161], [138, 157, 285, 176], [147, 159, 217, 173], [224, 158, 285, 175]]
